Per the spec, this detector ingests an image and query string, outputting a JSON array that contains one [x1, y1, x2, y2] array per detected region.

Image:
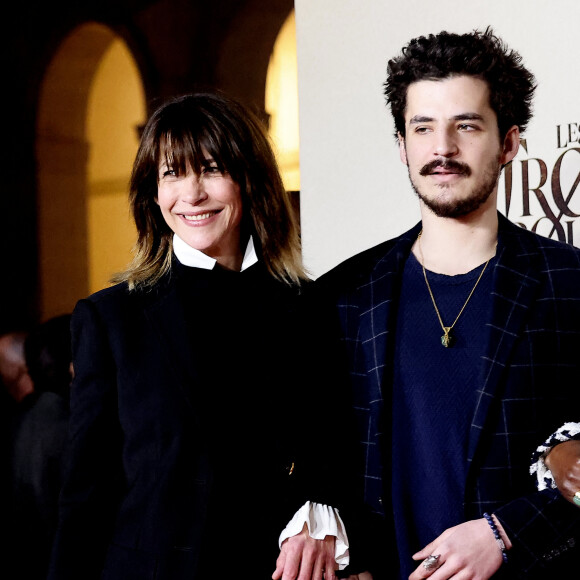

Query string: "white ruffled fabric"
[[279, 501, 350, 570], [530, 422, 580, 490]]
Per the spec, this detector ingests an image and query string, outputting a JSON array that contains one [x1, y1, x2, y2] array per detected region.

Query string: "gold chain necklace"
[[417, 231, 491, 348]]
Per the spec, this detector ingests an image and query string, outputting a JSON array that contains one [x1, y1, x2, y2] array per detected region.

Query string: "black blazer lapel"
[[467, 215, 542, 461]]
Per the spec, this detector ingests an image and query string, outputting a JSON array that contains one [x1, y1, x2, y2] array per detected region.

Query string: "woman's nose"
[[181, 174, 208, 203]]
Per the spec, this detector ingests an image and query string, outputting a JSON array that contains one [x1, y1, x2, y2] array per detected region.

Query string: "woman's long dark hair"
[[113, 92, 306, 289]]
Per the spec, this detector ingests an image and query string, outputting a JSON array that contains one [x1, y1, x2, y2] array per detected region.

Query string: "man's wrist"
[[483, 513, 510, 563], [490, 514, 511, 549]]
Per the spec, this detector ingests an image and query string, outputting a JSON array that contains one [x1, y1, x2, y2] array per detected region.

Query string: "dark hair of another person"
[[384, 27, 537, 140], [24, 314, 72, 399], [113, 91, 306, 290]]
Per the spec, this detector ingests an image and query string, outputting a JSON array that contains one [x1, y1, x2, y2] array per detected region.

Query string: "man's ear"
[[398, 132, 408, 165], [500, 125, 520, 165]]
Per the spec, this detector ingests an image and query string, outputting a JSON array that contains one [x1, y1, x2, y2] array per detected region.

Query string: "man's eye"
[[415, 126, 430, 134], [458, 124, 476, 131]]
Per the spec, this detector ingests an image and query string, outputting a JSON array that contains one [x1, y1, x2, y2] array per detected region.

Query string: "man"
[[317, 28, 580, 579]]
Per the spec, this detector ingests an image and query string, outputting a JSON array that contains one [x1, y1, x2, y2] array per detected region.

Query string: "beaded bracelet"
[[483, 512, 508, 564]]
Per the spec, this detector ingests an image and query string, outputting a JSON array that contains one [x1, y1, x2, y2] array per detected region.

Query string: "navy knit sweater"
[[391, 252, 495, 577]]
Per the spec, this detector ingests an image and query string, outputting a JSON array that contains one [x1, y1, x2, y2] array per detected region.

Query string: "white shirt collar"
[[172, 234, 258, 272]]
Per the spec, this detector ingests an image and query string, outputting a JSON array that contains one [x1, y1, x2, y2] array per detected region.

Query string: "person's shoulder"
[[316, 225, 419, 293], [501, 216, 580, 262], [75, 279, 167, 318], [87, 281, 131, 302], [78, 281, 133, 311], [532, 230, 580, 255], [534, 232, 580, 262], [321, 240, 395, 282]]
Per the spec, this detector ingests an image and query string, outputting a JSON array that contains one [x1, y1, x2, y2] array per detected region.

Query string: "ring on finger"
[[422, 554, 441, 571]]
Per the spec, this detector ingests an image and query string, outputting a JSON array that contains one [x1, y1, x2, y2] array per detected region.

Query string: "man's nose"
[[433, 128, 459, 157]]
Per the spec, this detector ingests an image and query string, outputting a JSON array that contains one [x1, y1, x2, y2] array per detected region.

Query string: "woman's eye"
[[160, 167, 177, 178], [202, 165, 221, 175]]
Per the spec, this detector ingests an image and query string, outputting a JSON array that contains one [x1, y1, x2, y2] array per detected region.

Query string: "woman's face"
[[156, 152, 244, 270]]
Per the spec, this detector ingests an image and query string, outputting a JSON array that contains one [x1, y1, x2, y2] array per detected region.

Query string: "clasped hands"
[[271, 512, 516, 580]]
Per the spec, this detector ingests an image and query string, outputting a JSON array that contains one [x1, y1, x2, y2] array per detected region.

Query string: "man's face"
[[398, 75, 518, 219]]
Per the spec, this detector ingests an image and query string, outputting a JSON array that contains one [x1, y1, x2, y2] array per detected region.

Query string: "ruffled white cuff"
[[530, 422, 580, 490], [278, 501, 349, 570]]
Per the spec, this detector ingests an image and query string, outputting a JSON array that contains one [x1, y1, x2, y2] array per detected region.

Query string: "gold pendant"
[[441, 327, 452, 348]]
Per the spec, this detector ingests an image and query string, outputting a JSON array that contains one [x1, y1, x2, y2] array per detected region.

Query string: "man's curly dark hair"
[[384, 27, 536, 141]]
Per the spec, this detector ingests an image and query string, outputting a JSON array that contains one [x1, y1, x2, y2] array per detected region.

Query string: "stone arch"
[[214, 0, 294, 116], [266, 9, 300, 192], [36, 22, 145, 319]]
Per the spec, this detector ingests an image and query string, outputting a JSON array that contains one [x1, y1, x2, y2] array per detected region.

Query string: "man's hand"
[[409, 518, 511, 580], [272, 523, 337, 580], [545, 439, 580, 504]]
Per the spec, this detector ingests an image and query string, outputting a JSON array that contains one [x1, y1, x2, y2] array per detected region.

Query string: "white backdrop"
[[295, 0, 580, 278]]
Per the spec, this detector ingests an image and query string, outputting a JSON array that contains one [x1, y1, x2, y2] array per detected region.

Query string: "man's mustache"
[[419, 159, 472, 177]]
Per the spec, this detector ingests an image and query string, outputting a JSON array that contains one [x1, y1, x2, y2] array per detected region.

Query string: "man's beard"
[[408, 156, 502, 218]]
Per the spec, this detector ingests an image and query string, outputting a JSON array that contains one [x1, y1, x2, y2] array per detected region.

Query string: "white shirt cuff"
[[278, 501, 349, 570]]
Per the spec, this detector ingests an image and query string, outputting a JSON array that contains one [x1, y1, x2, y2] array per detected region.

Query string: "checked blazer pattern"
[[316, 213, 580, 577]]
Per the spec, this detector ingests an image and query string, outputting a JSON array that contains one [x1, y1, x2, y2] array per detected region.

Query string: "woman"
[[47, 92, 349, 580]]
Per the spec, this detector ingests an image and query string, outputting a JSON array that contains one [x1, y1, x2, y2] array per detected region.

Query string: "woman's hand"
[[545, 439, 580, 505], [272, 523, 337, 580]]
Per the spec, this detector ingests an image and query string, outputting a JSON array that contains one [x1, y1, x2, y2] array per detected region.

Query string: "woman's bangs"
[[158, 128, 215, 175]]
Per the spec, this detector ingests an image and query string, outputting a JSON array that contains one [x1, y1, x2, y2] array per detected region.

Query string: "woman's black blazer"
[[47, 262, 345, 580]]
